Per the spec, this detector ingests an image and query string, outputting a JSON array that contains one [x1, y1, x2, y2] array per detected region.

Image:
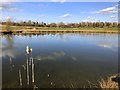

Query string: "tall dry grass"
[[98, 74, 119, 89]]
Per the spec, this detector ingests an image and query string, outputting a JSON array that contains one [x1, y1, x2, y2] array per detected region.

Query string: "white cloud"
[[0, 2, 11, 9], [110, 15, 116, 18], [0, 0, 20, 3], [0, 0, 118, 2], [82, 17, 91, 22], [87, 16, 91, 19], [80, 5, 118, 15], [60, 14, 71, 18], [82, 19, 88, 22], [82, 16, 100, 22], [3, 16, 17, 21], [0, 2, 22, 12], [6, 16, 13, 20], [110, 15, 118, 22], [90, 5, 118, 14], [39, 14, 46, 18], [14, 17, 29, 22], [51, 0, 66, 3], [9, 7, 22, 12]]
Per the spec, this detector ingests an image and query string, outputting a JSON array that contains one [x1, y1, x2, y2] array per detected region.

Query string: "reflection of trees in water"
[[52, 34, 72, 41], [58, 34, 64, 40], [1, 35, 18, 58], [6, 35, 14, 48]]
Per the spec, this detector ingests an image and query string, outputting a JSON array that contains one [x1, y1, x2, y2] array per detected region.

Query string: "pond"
[[1, 33, 118, 88]]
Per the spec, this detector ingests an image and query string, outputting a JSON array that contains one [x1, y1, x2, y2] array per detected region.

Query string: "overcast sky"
[[1, 1, 118, 23]]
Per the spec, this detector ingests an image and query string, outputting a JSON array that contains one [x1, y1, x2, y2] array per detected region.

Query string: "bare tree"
[[6, 16, 12, 32]]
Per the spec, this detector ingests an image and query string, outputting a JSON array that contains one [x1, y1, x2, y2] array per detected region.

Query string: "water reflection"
[[1, 35, 18, 58], [94, 41, 118, 52], [1, 33, 118, 88], [97, 42, 118, 48], [71, 56, 78, 61], [35, 51, 65, 61]]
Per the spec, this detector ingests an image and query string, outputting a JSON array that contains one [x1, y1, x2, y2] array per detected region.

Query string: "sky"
[[0, 0, 119, 2], [1, 2, 118, 23]]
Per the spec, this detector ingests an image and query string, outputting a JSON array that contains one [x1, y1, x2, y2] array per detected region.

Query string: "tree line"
[[1, 20, 119, 28]]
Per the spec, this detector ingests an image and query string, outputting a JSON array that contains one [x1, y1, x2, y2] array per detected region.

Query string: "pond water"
[[1, 33, 118, 88]]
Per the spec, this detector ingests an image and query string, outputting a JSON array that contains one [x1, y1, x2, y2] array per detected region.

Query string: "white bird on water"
[[26, 46, 32, 54]]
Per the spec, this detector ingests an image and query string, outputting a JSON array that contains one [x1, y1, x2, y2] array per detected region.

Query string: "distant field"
[[0, 25, 119, 34], [1, 25, 119, 30]]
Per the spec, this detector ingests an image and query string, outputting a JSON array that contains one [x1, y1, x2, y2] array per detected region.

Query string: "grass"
[[85, 74, 119, 89], [67, 74, 119, 89], [98, 74, 119, 89], [1, 25, 119, 31], [1, 25, 119, 35]]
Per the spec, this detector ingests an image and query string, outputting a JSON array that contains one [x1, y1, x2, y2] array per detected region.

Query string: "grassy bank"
[[0, 25, 119, 34]]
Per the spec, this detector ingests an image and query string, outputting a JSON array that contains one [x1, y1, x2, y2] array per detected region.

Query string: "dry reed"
[[98, 75, 119, 89]]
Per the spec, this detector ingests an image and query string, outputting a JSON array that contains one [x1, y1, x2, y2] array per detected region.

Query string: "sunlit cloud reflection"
[[1, 35, 18, 58], [71, 56, 78, 61], [35, 51, 65, 61], [1, 46, 17, 58], [95, 42, 118, 52]]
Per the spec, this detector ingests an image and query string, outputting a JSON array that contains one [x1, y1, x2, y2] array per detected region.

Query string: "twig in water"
[[9, 57, 14, 71], [22, 65, 26, 70], [31, 58, 35, 83], [47, 74, 50, 78], [26, 54, 29, 85], [10, 57, 12, 65], [33, 85, 38, 90], [19, 69, 22, 86]]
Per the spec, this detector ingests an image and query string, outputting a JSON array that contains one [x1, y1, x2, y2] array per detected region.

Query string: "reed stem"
[[31, 58, 35, 83], [26, 54, 29, 85], [19, 69, 22, 86]]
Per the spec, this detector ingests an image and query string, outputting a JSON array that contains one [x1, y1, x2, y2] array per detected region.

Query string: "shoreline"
[[0, 29, 119, 34]]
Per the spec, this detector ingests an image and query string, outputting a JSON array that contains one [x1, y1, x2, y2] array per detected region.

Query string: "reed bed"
[[98, 75, 119, 89], [64, 75, 119, 89]]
